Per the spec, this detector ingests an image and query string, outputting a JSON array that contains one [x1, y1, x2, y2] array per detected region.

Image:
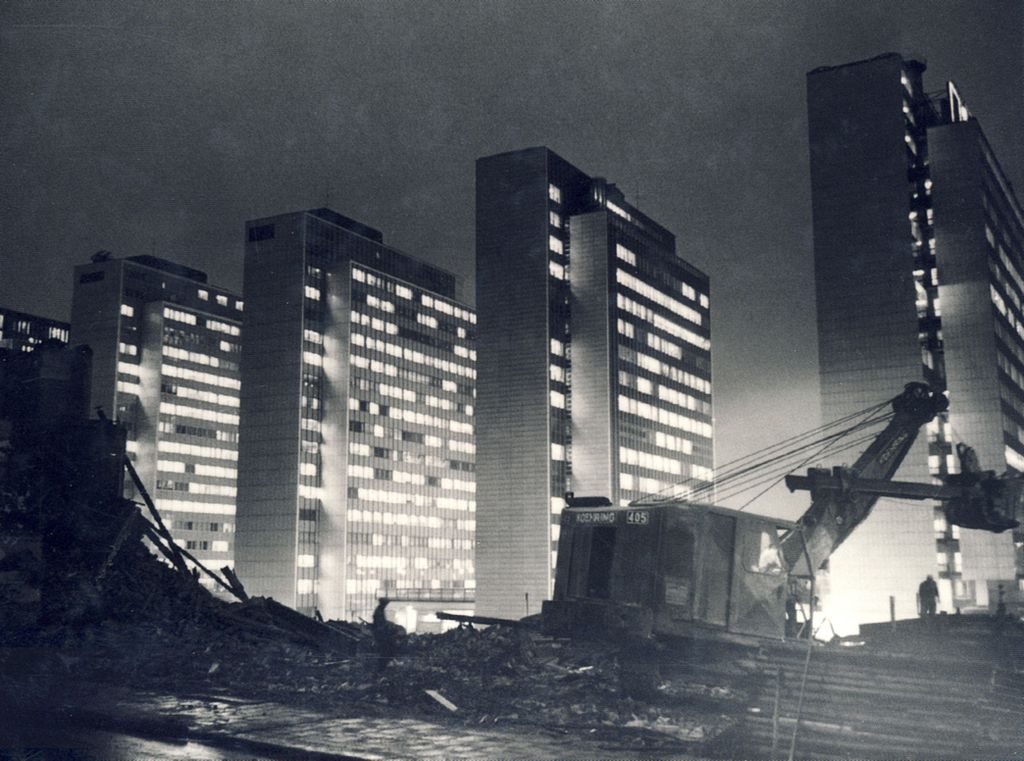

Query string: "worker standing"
[[918, 575, 939, 618]]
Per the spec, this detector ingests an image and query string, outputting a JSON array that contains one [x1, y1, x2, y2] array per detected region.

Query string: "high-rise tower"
[[235, 209, 476, 626], [808, 54, 1018, 630], [71, 253, 242, 585], [475, 147, 712, 618]]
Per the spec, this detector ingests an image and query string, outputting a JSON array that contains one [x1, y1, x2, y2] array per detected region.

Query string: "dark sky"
[[2, 1, 1021, 518]]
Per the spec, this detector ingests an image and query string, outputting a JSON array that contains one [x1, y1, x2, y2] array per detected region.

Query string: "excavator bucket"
[[943, 476, 1022, 533]]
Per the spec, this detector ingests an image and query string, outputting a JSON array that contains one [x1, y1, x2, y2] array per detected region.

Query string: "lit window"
[[216, 294, 229, 306], [549, 364, 565, 383], [212, 541, 229, 553], [550, 390, 566, 409], [549, 211, 561, 228], [120, 304, 134, 318], [549, 236, 564, 255], [615, 244, 637, 267], [548, 184, 562, 204], [551, 442, 565, 460], [235, 300, 243, 312], [550, 338, 564, 357], [305, 285, 321, 301], [549, 261, 565, 280], [198, 289, 209, 301], [297, 554, 315, 568]]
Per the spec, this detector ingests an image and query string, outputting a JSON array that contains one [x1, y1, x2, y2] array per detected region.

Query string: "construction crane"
[[543, 382, 1020, 640]]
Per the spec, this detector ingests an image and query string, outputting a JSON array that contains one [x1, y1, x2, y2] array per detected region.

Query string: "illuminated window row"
[[991, 285, 1024, 347], [379, 383, 416, 403], [351, 317, 399, 337], [550, 338, 565, 357], [121, 304, 135, 318], [619, 344, 711, 394], [206, 319, 240, 337], [119, 342, 138, 356], [162, 384, 239, 408], [366, 293, 395, 313], [157, 440, 238, 461], [647, 332, 682, 361], [155, 498, 234, 515], [353, 267, 415, 302], [159, 401, 240, 424], [350, 341, 475, 379], [550, 364, 566, 383], [657, 384, 702, 412], [550, 390, 566, 409], [304, 328, 323, 344], [163, 363, 240, 390], [420, 294, 475, 324], [349, 490, 475, 512], [158, 420, 236, 443], [158, 480, 236, 497], [158, 460, 236, 479], [551, 442, 566, 461], [655, 430, 694, 455], [617, 293, 709, 350], [163, 345, 229, 368], [116, 380, 139, 395], [690, 463, 713, 481], [619, 472, 666, 495], [618, 318, 634, 339], [448, 439, 475, 454], [619, 446, 682, 476], [117, 360, 141, 376], [303, 351, 322, 367], [453, 345, 474, 360], [163, 307, 197, 325], [616, 243, 637, 267], [377, 403, 472, 432], [994, 322, 1024, 374], [617, 394, 712, 438], [616, 269, 702, 326], [305, 285, 321, 301]]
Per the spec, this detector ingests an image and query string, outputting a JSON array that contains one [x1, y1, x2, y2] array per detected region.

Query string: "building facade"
[[235, 208, 475, 626], [71, 253, 242, 586], [807, 54, 1018, 632], [0, 307, 69, 352], [475, 147, 713, 619]]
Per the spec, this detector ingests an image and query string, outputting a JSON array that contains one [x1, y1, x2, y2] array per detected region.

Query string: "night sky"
[[2, 1, 1021, 518]]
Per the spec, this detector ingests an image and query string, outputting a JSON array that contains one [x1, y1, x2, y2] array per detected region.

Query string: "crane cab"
[[543, 499, 796, 640]]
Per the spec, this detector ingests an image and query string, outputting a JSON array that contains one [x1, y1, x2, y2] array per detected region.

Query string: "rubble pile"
[[2, 436, 745, 752]]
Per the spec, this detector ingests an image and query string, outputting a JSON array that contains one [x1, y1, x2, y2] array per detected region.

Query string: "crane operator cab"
[[542, 497, 797, 641]]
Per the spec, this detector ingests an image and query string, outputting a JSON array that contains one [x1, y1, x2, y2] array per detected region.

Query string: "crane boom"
[[780, 382, 948, 576]]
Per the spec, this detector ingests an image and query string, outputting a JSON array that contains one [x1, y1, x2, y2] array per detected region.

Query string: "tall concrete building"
[[808, 53, 1018, 632], [235, 208, 475, 626], [0, 307, 69, 352], [71, 253, 243, 586], [476, 147, 713, 619]]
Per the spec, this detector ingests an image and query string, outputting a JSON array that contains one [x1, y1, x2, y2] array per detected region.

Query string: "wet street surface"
[[2, 727, 280, 761]]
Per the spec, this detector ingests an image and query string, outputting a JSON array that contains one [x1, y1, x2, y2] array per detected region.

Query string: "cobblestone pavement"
[[9, 684, 702, 760]]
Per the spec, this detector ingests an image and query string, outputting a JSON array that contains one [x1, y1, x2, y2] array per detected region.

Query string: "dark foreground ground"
[[4, 612, 1024, 761]]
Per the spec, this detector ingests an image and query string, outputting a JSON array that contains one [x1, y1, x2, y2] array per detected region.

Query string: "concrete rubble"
[[4, 415, 1024, 759]]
